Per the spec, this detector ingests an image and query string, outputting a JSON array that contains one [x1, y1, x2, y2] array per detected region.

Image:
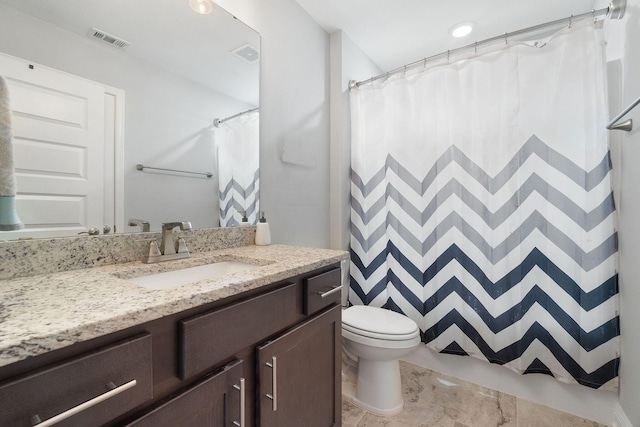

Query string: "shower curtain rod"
[[349, 0, 626, 89], [213, 107, 259, 127]]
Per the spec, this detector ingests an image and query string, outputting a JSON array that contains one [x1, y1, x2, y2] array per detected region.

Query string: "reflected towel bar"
[[607, 95, 640, 132], [136, 164, 213, 178]]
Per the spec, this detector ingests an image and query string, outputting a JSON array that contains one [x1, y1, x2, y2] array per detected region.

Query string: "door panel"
[[0, 53, 105, 239]]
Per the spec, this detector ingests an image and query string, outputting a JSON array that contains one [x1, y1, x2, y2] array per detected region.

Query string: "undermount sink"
[[127, 261, 260, 291]]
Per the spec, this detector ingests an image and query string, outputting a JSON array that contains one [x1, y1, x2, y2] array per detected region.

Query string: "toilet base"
[[345, 358, 405, 416], [351, 394, 404, 416]]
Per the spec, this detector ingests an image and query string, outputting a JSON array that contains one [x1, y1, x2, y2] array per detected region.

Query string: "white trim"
[[104, 85, 125, 234], [329, 31, 346, 251], [613, 403, 633, 427]]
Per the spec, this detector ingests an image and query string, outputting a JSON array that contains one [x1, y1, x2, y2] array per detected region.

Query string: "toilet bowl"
[[342, 305, 420, 415]]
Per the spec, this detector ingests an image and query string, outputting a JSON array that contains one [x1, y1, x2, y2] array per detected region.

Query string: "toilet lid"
[[342, 306, 419, 339]]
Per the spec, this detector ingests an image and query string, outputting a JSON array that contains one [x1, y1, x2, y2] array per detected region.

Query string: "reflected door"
[[0, 53, 107, 239]]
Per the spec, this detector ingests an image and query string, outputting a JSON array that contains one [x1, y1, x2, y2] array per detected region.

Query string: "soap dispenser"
[[239, 211, 250, 227], [255, 211, 271, 246]]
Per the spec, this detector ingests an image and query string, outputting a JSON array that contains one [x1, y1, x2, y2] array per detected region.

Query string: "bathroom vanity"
[[0, 238, 347, 427]]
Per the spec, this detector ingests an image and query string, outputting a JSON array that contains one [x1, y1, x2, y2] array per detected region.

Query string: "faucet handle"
[[148, 240, 161, 256], [142, 240, 162, 263], [175, 238, 190, 254]]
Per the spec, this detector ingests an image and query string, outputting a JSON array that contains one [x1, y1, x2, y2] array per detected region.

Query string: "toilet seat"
[[342, 306, 420, 341]]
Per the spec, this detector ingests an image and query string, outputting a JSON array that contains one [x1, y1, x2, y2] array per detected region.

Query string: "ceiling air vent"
[[232, 43, 259, 63], [88, 28, 131, 49]]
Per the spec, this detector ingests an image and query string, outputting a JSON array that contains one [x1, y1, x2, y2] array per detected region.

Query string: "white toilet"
[[341, 305, 421, 415]]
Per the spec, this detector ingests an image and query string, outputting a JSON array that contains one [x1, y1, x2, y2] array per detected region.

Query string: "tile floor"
[[342, 361, 607, 427]]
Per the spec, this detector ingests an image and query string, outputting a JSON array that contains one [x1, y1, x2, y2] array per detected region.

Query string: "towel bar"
[[136, 164, 213, 178]]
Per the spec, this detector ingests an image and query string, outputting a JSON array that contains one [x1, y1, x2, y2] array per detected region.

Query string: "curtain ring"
[[447, 50, 450, 62], [504, 32, 508, 45], [423, 57, 427, 69], [569, 14, 573, 28], [474, 41, 478, 54], [592, 9, 596, 23], [404, 65, 408, 76]]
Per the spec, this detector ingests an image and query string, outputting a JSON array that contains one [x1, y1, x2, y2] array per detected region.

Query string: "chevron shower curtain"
[[218, 110, 260, 226], [349, 21, 619, 389]]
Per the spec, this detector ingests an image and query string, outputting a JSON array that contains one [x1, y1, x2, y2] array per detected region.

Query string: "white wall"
[[612, 0, 640, 425], [328, 31, 382, 305], [328, 31, 382, 251], [0, 4, 253, 232], [215, 0, 332, 248]]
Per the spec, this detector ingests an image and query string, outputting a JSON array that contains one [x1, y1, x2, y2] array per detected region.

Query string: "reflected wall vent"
[[232, 43, 259, 63], [88, 28, 131, 49]]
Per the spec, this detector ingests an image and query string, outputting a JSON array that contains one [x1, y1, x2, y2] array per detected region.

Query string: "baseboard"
[[613, 403, 633, 427]]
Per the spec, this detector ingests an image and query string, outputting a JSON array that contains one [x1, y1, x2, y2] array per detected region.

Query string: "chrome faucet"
[[128, 218, 150, 232], [142, 221, 192, 263], [160, 221, 192, 255]]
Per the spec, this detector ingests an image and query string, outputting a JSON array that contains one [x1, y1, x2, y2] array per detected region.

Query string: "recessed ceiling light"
[[451, 22, 474, 38], [189, 0, 213, 15]]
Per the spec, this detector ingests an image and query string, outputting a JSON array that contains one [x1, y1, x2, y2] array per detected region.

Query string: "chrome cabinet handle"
[[265, 356, 277, 411], [318, 285, 343, 298], [232, 378, 246, 427], [31, 379, 137, 426]]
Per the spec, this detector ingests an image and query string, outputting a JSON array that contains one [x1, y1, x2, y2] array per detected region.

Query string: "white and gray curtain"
[[217, 110, 260, 226], [349, 21, 619, 389]]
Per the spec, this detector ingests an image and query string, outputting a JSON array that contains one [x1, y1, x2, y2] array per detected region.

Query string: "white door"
[[0, 53, 106, 239]]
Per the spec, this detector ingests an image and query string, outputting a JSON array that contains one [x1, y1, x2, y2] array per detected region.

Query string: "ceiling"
[[0, 0, 260, 105], [295, 0, 608, 73]]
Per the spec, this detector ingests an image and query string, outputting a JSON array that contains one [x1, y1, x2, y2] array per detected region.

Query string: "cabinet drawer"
[[179, 283, 299, 380], [0, 333, 153, 427], [303, 267, 342, 315]]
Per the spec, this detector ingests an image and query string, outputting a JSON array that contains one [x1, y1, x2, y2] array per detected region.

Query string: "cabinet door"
[[257, 305, 341, 427], [125, 360, 245, 427]]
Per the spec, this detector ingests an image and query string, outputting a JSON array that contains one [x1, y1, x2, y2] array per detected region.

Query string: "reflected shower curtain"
[[349, 21, 619, 389], [217, 110, 260, 226]]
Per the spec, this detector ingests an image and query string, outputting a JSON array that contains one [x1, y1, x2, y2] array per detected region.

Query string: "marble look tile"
[[517, 399, 607, 427], [348, 362, 516, 427], [343, 361, 606, 427], [342, 399, 366, 427]]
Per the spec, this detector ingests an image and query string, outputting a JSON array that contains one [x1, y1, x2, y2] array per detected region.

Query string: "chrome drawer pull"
[[265, 356, 277, 411], [232, 378, 246, 427], [318, 285, 343, 298], [31, 379, 137, 427]]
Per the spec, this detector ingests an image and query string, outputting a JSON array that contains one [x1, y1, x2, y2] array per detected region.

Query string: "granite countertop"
[[0, 244, 348, 367]]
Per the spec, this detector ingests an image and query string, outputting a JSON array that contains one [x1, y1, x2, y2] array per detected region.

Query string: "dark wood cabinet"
[[0, 333, 153, 427], [178, 283, 299, 380], [257, 305, 341, 427], [0, 263, 342, 427], [124, 359, 245, 427]]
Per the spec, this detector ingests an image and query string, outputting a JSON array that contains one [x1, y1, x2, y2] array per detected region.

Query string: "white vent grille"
[[232, 43, 259, 63], [88, 28, 131, 49]]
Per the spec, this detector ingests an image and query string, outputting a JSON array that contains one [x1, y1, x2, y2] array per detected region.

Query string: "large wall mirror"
[[0, 0, 259, 240]]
